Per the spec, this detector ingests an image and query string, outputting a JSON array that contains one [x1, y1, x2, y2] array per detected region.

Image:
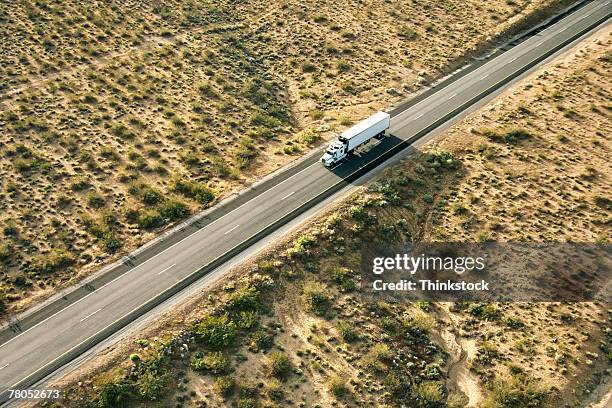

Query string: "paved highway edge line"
[[2, 5, 610, 404]]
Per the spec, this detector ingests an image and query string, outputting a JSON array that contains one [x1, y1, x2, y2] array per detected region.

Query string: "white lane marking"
[[446, 92, 457, 100], [536, 41, 544, 47], [414, 113, 424, 119], [0, 162, 320, 350], [559, 26, 567, 33], [509, 57, 517, 63], [224, 225, 240, 235], [0, 363, 8, 371], [79, 308, 102, 323], [157, 264, 176, 275], [281, 192, 295, 200], [330, 163, 342, 171], [132, 161, 319, 269], [0, 286, 102, 349], [481, 73, 489, 80]]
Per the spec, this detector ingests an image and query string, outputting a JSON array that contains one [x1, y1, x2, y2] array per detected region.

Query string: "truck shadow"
[[325, 133, 421, 182]]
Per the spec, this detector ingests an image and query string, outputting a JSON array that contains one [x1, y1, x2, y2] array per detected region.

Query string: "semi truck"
[[320, 111, 390, 167]]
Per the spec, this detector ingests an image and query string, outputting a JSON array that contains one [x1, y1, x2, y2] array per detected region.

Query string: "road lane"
[[0, 0, 609, 401]]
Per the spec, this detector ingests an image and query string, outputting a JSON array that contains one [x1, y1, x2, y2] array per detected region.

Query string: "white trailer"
[[321, 111, 390, 167]]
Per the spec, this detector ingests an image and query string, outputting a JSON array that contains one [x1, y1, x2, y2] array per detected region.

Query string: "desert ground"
[[0, 0, 576, 313], [40, 19, 612, 408]]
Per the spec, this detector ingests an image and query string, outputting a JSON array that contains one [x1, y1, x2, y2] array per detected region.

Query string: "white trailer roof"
[[339, 111, 390, 141]]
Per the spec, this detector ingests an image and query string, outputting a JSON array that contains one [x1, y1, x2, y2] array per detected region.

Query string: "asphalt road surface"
[[0, 0, 610, 402]]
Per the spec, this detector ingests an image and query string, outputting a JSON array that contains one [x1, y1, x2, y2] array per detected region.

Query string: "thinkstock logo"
[[361, 243, 611, 302]]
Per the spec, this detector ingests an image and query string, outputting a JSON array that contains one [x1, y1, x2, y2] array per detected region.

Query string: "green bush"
[[475, 342, 502, 366], [214, 375, 235, 397], [336, 60, 351, 73], [377, 183, 401, 205], [398, 26, 418, 40], [237, 398, 257, 408], [302, 62, 317, 73], [173, 178, 215, 205], [192, 314, 237, 350], [96, 380, 135, 408], [158, 199, 190, 220], [10, 144, 49, 173], [287, 234, 317, 259], [424, 363, 442, 380], [413, 381, 443, 408], [504, 128, 532, 144], [141, 187, 162, 205], [192, 351, 229, 374], [402, 312, 434, 336], [268, 351, 291, 380], [229, 285, 263, 313], [137, 209, 164, 229], [250, 111, 281, 128], [384, 371, 410, 399], [31, 248, 75, 274], [328, 375, 349, 398], [336, 322, 358, 342], [267, 379, 284, 400], [313, 14, 328, 23], [199, 82, 218, 98], [363, 343, 392, 372], [483, 374, 548, 408], [0, 241, 11, 262], [87, 192, 106, 209], [310, 109, 324, 120], [179, 150, 199, 166], [3, 221, 19, 237], [236, 310, 259, 330], [111, 124, 134, 140], [283, 145, 301, 154], [235, 137, 259, 169], [426, 151, 457, 170], [331, 267, 356, 292], [483, 128, 532, 144], [504, 316, 526, 330], [467, 303, 501, 320], [70, 177, 92, 191], [249, 329, 273, 350], [302, 282, 330, 316], [302, 131, 321, 145], [136, 369, 168, 401]]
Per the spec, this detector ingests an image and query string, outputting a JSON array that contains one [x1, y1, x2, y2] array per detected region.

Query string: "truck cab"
[[321, 140, 347, 167], [320, 111, 390, 168]]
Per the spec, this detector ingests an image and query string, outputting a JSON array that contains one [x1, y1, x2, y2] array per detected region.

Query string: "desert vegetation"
[[44, 25, 611, 408], [0, 0, 576, 312]]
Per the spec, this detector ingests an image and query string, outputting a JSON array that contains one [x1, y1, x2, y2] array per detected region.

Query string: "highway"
[[0, 0, 610, 402]]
